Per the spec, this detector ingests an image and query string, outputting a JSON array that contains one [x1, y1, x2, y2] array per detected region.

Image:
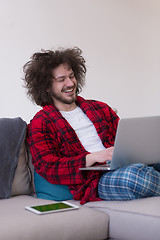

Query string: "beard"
[[50, 86, 77, 105]]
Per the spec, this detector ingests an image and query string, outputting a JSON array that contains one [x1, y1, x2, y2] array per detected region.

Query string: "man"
[[24, 47, 160, 204]]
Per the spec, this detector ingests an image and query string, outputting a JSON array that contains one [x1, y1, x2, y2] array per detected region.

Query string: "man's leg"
[[98, 163, 160, 201]]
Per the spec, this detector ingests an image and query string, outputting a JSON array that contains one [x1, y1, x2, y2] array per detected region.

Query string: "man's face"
[[49, 63, 77, 111]]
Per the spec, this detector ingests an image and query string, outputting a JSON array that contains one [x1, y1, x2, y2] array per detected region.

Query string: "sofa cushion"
[[11, 140, 33, 196], [84, 197, 160, 240], [34, 170, 73, 201], [0, 195, 109, 240], [0, 117, 31, 199], [0, 117, 33, 197]]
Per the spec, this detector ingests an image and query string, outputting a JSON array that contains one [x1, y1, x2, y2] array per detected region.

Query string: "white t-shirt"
[[60, 107, 105, 153]]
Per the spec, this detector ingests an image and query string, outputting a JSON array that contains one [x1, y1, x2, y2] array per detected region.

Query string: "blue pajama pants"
[[98, 163, 160, 201]]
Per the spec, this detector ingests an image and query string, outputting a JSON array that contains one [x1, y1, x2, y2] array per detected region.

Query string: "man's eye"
[[70, 74, 75, 79], [57, 78, 65, 82]]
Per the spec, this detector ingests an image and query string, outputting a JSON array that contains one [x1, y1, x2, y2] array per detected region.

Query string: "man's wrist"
[[86, 153, 96, 167]]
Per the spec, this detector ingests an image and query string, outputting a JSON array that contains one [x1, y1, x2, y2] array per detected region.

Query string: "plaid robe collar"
[[42, 96, 107, 152]]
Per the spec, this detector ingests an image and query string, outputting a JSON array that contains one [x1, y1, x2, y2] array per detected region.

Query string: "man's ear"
[[46, 86, 51, 93], [46, 80, 53, 93]]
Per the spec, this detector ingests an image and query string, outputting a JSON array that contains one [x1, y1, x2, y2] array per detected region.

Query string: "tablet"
[[25, 201, 79, 215]]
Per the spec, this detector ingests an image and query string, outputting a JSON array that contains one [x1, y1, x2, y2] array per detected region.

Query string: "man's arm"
[[27, 117, 88, 186], [85, 100, 119, 167]]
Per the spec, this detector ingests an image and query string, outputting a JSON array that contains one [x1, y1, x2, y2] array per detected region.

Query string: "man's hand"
[[86, 147, 114, 167]]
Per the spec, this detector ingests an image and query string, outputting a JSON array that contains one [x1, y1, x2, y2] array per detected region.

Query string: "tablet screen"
[[32, 202, 73, 212], [25, 201, 79, 214]]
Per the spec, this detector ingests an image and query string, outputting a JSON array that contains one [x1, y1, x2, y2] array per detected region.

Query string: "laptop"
[[79, 115, 160, 171]]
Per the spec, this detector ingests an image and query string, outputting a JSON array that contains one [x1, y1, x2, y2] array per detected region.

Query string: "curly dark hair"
[[23, 47, 86, 106]]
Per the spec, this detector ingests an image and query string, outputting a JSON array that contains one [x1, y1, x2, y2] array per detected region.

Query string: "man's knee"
[[98, 163, 160, 201], [123, 163, 160, 198]]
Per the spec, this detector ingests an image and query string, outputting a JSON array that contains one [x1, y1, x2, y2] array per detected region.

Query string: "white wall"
[[0, 0, 160, 122]]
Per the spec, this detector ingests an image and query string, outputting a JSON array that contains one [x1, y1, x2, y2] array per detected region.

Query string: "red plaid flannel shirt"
[[27, 96, 119, 204]]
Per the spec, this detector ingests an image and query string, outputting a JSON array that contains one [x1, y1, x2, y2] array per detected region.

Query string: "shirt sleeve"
[[27, 116, 88, 186]]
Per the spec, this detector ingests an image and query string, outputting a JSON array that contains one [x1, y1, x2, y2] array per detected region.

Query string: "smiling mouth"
[[64, 89, 73, 93], [63, 87, 75, 94]]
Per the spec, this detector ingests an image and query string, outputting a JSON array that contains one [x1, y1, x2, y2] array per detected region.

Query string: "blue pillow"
[[34, 171, 73, 201]]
